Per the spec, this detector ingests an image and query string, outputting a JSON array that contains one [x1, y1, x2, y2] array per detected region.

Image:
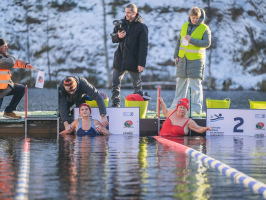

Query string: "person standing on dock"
[[59, 76, 108, 132], [0, 38, 35, 119], [110, 3, 148, 107], [171, 7, 211, 114]]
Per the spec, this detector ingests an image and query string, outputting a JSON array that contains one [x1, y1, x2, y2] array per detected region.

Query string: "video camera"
[[110, 20, 125, 36]]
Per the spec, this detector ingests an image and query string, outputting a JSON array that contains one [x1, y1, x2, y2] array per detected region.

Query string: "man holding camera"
[[110, 3, 148, 107]]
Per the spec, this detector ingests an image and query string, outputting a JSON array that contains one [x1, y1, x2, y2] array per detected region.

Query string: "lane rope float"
[[154, 136, 266, 198]]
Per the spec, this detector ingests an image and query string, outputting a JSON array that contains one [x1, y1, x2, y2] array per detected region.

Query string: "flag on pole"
[[35, 71, 45, 88]]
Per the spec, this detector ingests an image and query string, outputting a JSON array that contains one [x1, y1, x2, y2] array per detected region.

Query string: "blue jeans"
[[0, 84, 25, 113]]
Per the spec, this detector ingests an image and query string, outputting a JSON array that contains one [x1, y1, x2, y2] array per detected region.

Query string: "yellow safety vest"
[[178, 22, 209, 60], [0, 69, 11, 89]]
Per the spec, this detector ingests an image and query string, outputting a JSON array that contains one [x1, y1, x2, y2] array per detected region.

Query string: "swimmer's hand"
[[95, 125, 102, 133]]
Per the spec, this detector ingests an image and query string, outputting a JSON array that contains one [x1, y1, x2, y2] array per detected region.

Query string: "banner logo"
[[123, 131, 134, 134], [256, 122, 265, 130], [210, 114, 224, 122], [124, 120, 134, 128], [255, 114, 266, 119], [123, 112, 134, 117], [38, 76, 43, 83]]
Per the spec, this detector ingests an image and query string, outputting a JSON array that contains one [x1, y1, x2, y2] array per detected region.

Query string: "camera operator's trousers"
[[170, 77, 203, 114], [111, 68, 142, 106]]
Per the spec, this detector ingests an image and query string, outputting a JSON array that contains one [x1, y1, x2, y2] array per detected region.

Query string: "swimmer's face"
[[80, 106, 90, 117], [177, 105, 187, 116]]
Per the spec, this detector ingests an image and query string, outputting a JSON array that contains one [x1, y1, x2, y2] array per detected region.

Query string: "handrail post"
[[25, 85, 28, 135], [25, 85, 28, 119], [157, 86, 161, 119], [57, 84, 59, 117], [189, 86, 191, 118]]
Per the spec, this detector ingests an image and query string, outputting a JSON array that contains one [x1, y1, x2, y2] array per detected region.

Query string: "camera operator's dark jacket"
[[111, 13, 148, 72], [59, 76, 107, 122]]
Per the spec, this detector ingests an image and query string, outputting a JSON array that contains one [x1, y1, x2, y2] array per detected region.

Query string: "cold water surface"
[[0, 135, 265, 199]]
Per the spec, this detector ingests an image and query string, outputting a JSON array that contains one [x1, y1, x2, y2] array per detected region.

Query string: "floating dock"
[[0, 111, 206, 136]]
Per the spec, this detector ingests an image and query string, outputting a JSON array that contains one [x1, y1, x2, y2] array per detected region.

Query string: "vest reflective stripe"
[[179, 47, 205, 53], [0, 69, 11, 89], [178, 22, 209, 60], [0, 71, 9, 75], [0, 80, 9, 83]]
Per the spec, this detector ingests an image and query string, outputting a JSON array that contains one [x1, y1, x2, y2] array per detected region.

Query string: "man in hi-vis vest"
[[170, 7, 211, 114], [0, 38, 34, 119]]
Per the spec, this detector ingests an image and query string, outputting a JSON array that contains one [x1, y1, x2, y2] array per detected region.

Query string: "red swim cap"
[[176, 98, 189, 110], [79, 103, 91, 114]]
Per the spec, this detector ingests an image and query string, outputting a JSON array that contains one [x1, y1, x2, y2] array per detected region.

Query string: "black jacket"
[[59, 76, 107, 122], [111, 13, 148, 72]]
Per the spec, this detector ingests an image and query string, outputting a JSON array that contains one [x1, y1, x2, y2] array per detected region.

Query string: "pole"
[[25, 85, 28, 119], [25, 85, 28, 134], [157, 86, 161, 119], [189, 86, 191, 118], [57, 84, 59, 117]]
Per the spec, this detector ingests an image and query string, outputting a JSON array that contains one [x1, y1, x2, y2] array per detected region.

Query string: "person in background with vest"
[[0, 38, 34, 119], [170, 7, 211, 114]]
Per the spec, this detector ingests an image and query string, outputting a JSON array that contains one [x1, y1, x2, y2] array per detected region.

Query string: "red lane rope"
[[154, 136, 189, 153]]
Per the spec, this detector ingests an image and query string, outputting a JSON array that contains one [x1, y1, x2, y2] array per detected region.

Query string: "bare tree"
[[102, 0, 112, 88], [204, 0, 214, 90], [207, 47, 213, 90], [245, 26, 257, 55], [25, 0, 32, 86], [47, 1, 51, 82]]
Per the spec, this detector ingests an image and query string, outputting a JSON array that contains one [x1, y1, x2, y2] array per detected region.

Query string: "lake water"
[[1, 88, 266, 199], [0, 135, 265, 199]]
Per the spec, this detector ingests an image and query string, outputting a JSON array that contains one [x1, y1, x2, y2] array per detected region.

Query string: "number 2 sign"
[[233, 117, 244, 133], [207, 109, 266, 136]]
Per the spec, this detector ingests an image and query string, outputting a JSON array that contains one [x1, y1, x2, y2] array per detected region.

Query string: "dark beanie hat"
[[0, 39, 6, 46], [63, 77, 77, 91]]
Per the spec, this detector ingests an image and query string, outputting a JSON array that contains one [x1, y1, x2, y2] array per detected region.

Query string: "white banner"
[[74, 107, 140, 135], [207, 109, 266, 137], [35, 71, 45, 88]]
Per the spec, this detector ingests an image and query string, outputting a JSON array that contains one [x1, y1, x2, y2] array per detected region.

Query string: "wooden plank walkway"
[[0, 111, 58, 136]]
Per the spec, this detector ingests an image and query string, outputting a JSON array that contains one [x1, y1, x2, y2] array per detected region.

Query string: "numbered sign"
[[207, 109, 266, 137]]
